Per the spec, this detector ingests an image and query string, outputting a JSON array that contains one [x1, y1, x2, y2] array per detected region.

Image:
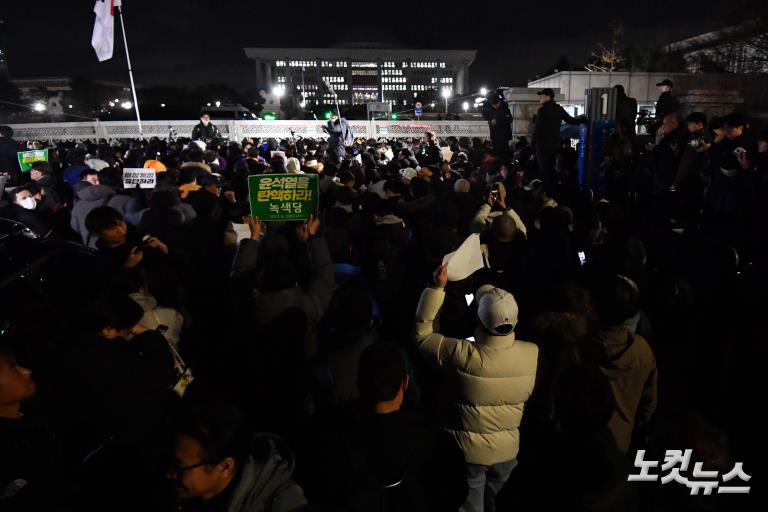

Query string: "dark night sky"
[[1, 0, 735, 93]]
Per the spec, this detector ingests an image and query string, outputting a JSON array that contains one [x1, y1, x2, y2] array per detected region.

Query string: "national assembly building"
[[243, 46, 476, 110]]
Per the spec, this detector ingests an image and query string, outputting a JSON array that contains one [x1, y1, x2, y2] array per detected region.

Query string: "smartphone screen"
[[465, 294, 474, 306], [578, 251, 587, 266], [467, 336, 475, 342]]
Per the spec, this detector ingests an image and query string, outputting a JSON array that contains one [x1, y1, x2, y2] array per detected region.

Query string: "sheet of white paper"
[[441, 233, 484, 281], [440, 146, 453, 163], [233, 222, 251, 244]]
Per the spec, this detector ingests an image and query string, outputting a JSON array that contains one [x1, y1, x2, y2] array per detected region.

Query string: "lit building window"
[[440, 62, 446, 68], [352, 61, 377, 68]]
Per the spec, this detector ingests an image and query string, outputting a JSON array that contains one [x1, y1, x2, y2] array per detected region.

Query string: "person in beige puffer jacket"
[[414, 264, 538, 512]]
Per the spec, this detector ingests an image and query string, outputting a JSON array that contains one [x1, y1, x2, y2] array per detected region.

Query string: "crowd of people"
[[0, 87, 765, 512]]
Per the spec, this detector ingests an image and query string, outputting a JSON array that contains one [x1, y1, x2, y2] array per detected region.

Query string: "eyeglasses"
[[171, 460, 210, 474]]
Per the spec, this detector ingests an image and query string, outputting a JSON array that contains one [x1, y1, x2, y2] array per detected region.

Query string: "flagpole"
[[114, 0, 142, 136]]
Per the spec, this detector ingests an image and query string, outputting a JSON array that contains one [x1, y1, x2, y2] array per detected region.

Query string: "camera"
[[490, 184, 500, 202], [688, 137, 707, 152]]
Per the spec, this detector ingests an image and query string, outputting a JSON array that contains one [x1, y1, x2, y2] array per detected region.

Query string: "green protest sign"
[[248, 173, 318, 221], [17, 149, 49, 172]]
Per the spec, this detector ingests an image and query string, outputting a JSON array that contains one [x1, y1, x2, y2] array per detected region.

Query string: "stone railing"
[[9, 120, 490, 142]]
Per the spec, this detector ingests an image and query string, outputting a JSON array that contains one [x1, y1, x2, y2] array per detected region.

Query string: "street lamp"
[[32, 102, 46, 112], [479, 87, 487, 96], [121, 101, 133, 110], [160, 103, 166, 108], [273, 86, 285, 98], [462, 101, 469, 112], [441, 88, 451, 114], [215, 100, 221, 108]]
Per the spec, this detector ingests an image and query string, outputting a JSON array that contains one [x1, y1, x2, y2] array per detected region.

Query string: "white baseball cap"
[[475, 284, 518, 336]]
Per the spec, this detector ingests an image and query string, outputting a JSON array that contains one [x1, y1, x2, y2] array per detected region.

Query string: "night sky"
[[1, 0, 734, 93]]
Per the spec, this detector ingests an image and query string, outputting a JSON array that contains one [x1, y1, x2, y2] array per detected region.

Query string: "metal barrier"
[[8, 120, 490, 142]]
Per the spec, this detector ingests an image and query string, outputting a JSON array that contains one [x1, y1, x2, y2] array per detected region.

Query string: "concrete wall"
[[528, 71, 768, 114], [528, 71, 689, 106]]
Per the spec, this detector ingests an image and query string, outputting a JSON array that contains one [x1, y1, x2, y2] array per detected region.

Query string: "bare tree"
[[585, 22, 626, 72]]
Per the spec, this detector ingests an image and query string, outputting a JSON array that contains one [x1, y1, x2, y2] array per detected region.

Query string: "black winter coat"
[[483, 103, 513, 141], [533, 100, 578, 151]]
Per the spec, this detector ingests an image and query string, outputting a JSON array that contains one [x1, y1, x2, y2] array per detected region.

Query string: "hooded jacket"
[[70, 183, 116, 247], [414, 287, 538, 465], [225, 434, 307, 512], [129, 292, 184, 346], [591, 326, 657, 453]]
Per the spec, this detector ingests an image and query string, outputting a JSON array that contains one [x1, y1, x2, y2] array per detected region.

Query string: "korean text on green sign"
[[248, 173, 318, 221], [17, 149, 49, 172]]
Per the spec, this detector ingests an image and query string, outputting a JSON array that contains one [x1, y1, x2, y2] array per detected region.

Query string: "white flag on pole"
[[91, 0, 115, 62]]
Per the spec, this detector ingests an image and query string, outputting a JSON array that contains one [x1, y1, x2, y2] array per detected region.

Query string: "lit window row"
[[322, 76, 345, 83], [410, 61, 439, 68], [297, 84, 318, 91], [288, 60, 317, 67], [411, 85, 435, 91], [277, 76, 286, 83], [383, 85, 407, 91], [351, 70, 378, 76], [381, 69, 403, 76], [440, 63, 446, 68], [441, 77, 453, 83], [352, 61, 377, 68], [382, 77, 406, 83], [353, 85, 379, 91], [383, 61, 396, 68]]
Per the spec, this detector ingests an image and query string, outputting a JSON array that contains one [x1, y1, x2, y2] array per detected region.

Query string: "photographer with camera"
[[482, 90, 513, 164], [670, 113, 709, 194]]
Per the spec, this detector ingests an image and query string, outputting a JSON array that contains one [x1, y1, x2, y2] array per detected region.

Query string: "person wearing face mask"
[[8, 186, 52, 237], [191, 113, 221, 144]]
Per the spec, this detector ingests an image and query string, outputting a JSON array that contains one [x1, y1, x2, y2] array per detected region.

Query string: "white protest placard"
[[123, 168, 157, 189], [442, 233, 485, 281]]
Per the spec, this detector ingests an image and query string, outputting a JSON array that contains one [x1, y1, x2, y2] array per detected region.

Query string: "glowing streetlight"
[[215, 100, 221, 108], [441, 88, 451, 114], [32, 102, 46, 112], [160, 103, 166, 108], [108, 101, 115, 107], [462, 101, 469, 112], [479, 87, 487, 96], [121, 101, 133, 110], [68, 104, 73, 109], [273, 86, 285, 99], [206, 102, 211, 107]]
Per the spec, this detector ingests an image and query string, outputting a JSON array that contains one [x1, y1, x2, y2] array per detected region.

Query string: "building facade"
[[243, 47, 476, 110], [665, 23, 768, 74]]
